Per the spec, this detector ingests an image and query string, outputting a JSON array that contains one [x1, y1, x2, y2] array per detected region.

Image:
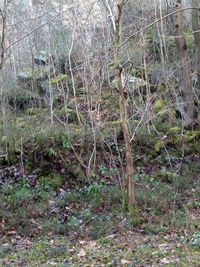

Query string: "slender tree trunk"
[[174, 1, 195, 126], [114, 0, 139, 221], [192, 0, 200, 90], [0, 6, 7, 71]]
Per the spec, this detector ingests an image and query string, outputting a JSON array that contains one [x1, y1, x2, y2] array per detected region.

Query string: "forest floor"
[[1, 224, 200, 266], [0, 122, 200, 266], [1, 156, 200, 266]]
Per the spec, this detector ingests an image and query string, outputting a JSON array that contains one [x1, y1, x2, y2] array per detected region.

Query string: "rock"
[[154, 170, 179, 183], [50, 74, 68, 86], [153, 100, 166, 113], [18, 66, 52, 83], [54, 107, 79, 123], [34, 50, 55, 65]]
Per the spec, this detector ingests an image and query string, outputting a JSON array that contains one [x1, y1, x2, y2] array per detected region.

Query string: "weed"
[[189, 232, 200, 248], [143, 224, 168, 235]]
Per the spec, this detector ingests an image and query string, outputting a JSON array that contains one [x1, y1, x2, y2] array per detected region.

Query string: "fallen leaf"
[[79, 240, 87, 245], [77, 249, 86, 257], [88, 241, 97, 247], [46, 261, 57, 265], [121, 259, 132, 265]]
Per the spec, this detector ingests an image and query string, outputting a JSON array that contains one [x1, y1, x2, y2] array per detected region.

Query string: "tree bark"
[[174, 1, 195, 126], [0, 5, 7, 71], [192, 0, 200, 91], [114, 0, 138, 213]]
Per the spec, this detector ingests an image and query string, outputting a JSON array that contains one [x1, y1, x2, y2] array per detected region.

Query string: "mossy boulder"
[[102, 120, 122, 138], [182, 130, 200, 154], [50, 74, 68, 86], [18, 66, 53, 95], [53, 94, 65, 106], [168, 127, 181, 135], [185, 130, 200, 141], [102, 92, 112, 100], [156, 109, 176, 123], [18, 66, 51, 82], [70, 165, 86, 181], [26, 107, 48, 116], [55, 107, 79, 123], [111, 76, 147, 90], [158, 82, 167, 92], [103, 120, 121, 127], [76, 87, 86, 95], [38, 173, 63, 189], [154, 140, 164, 152], [153, 100, 166, 113], [153, 170, 179, 183], [16, 116, 26, 124]]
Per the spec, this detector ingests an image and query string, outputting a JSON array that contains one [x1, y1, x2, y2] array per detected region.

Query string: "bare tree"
[[0, 0, 11, 71], [174, 0, 195, 126], [114, 0, 140, 222], [192, 0, 200, 91]]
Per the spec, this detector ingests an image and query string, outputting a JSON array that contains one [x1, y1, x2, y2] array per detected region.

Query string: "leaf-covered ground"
[[1, 229, 200, 266], [0, 129, 200, 266]]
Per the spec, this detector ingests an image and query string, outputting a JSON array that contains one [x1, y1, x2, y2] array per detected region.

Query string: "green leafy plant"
[[189, 232, 200, 248]]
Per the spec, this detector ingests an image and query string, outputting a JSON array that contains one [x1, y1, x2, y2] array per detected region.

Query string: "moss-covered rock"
[[168, 127, 181, 135], [153, 100, 166, 113], [53, 94, 65, 106], [153, 170, 179, 183], [54, 107, 79, 123], [26, 107, 48, 116], [154, 140, 163, 152], [18, 66, 51, 82], [38, 173, 63, 189], [76, 87, 86, 95], [158, 82, 167, 92], [16, 116, 26, 126], [103, 120, 121, 127], [101, 92, 112, 100], [185, 130, 200, 141], [50, 74, 68, 86], [156, 109, 176, 122]]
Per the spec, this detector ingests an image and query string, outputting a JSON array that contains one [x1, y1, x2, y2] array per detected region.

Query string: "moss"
[[26, 107, 48, 116], [70, 165, 85, 180], [153, 170, 179, 183], [50, 74, 68, 86], [168, 127, 181, 135], [154, 140, 163, 152], [108, 60, 116, 67], [53, 93, 65, 105], [103, 120, 121, 127], [158, 82, 167, 91], [76, 87, 86, 95], [184, 32, 195, 52], [16, 116, 28, 128], [153, 100, 166, 113], [184, 201, 200, 210], [156, 109, 177, 123], [38, 174, 63, 189], [128, 76, 147, 87], [18, 66, 51, 80], [54, 107, 79, 123], [102, 92, 112, 100], [185, 130, 200, 141], [111, 78, 118, 88]]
